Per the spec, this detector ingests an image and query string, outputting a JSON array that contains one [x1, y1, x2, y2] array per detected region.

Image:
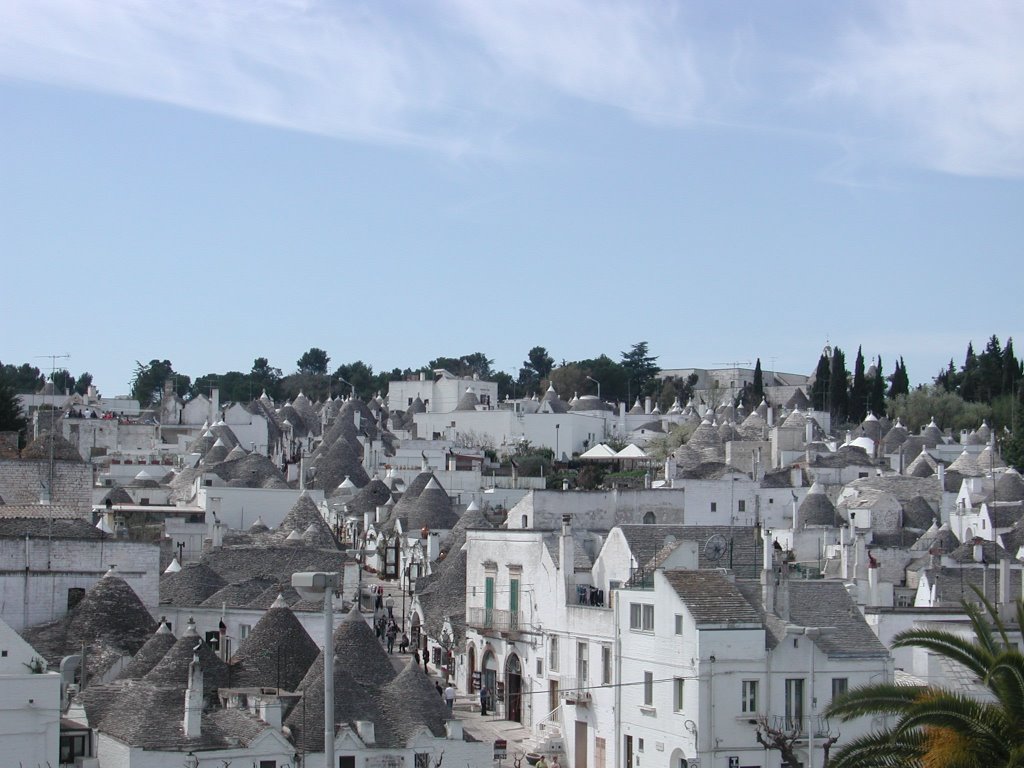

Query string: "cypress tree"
[[828, 347, 849, 423], [850, 347, 868, 422], [869, 357, 887, 417], [811, 352, 831, 412], [752, 359, 765, 405]]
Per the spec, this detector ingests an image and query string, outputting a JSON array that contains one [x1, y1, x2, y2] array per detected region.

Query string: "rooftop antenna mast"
[[715, 359, 751, 407], [36, 353, 70, 570]]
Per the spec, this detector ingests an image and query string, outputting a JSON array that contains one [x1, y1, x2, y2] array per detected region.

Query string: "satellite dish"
[[704, 534, 728, 562]]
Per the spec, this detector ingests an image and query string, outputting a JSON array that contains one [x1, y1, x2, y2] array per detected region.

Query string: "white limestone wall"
[[0, 672, 61, 768], [196, 486, 325, 530], [0, 538, 160, 631]]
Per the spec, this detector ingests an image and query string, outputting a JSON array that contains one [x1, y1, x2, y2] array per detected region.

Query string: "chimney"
[[776, 560, 790, 621], [999, 558, 1010, 609], [211, 522, 224, 549], [446, 720, 464, 740], [664, 456, 676, 485], [356, 720, 376, 745], [211, 387, 220, 423], [792, 494, 799, 531], [790, 467, 803, 488], [806, 418, 814, 445], [298, 455, 306, 491], [259, 695, 283, 729], [761, 527, 775, 612], [937, 463, 946, 491], [183, 653, 203, 738], [644, 396, 652, 415], [974, 539, 984, 563], [867, 560, 880, 607], [561, 514, 574, 594]]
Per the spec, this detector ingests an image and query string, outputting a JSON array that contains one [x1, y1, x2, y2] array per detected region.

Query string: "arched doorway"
[[483, 650, 498, 710], [505, 653, 523, 723], [467, 645, 477, 693]]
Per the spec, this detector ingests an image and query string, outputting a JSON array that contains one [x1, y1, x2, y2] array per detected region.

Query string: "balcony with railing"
[[467, 607, 524, 634], [761, 715, 833, 739], [557, 677, 592, 705]]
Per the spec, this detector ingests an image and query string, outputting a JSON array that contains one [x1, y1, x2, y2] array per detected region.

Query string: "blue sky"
[[1, 1, 1021, 397]]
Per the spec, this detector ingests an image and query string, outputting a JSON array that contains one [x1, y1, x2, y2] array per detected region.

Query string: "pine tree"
[[850, 347, 868, 422], [0, 377, 27, 439], [1002, 337, 1021, 397], [869, 357, 886, 417], [828, 347, 849, 423]]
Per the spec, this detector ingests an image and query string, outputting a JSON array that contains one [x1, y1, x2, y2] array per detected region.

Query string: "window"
[[785, 678, 805, 730], [638, 738, 645, 753], [711, 502, 717, 512], [432, 647, 442, 665], [259, 762, 277, 768], [643, 511, 656, 524], [577, 642, 589, 685], [414, 754, 431, 768], [642, 604, 654, 631], [832, 677, 849, 702], [67, 587, 86, 611], [673, 677, 685, 711], [549, 636, 559, 671], [602, 646, 611, 685], [630, 603, 642, 629], [510, 577, 520, 630], [674, 614, 683, 635], [522, 514, 529, 528], [644, 671, 654, 706], [738, 500, 746, 512], [741, 680, 758, 713], [239, 624, 251, 640], [339, 757, 356, 768], [537, 658, 543, 676]]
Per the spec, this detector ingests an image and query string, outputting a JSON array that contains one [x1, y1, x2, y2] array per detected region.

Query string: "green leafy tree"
[[889, 386, 991, 433], [74, 372, 93, 396], [0, 362, 45, 393], [0, 377, 28, 437], [332, 361, 377, 400], [826, 588, 1024, 768], [130, 360, 186, 407], [961, 342, 979, 401], [1002, 338, 1022, 395], [620, 341, 660, 398], [427, 353, 494, 380], [296, 347, 330, 376], [250, 357, 282, 400], [49, 369, 76, 394], [519, 346, 555, 394]]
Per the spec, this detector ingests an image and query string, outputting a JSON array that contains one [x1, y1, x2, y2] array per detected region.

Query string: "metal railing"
[[763, 714, 833, 738], [467, 607, 523, 632]]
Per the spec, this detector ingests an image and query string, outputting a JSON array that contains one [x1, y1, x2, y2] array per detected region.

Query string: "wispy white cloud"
[[814, 0, 1024, 177], [441, 0, 704, 124], [0, 0, 707, 154]]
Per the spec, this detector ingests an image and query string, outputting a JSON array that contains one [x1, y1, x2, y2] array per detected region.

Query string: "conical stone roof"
[[995, 468, 1024, 503], [798, 482, 837, 527], [159, 563, 228, 607], [276, 492, 338, 548], [377, 661, 453, 747], [143, 620, 229, 691], [119, 623, 176, 680], [230, 599, 319, 690], [407, 478, 459, 531]]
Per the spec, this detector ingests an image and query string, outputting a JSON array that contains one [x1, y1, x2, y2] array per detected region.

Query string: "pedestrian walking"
[[435, 681, 443, 697], [479, 685, 490, 716], [386, 621, 398, 654], [444, 683, 456, 710]]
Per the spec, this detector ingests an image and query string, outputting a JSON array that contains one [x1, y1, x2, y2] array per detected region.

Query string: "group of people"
[[373, 586, 408, 654]]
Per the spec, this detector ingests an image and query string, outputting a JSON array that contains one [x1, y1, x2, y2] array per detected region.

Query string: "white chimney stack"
[[183, 653, 203, 738]]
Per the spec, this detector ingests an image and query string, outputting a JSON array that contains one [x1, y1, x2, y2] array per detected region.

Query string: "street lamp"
[[585, 375, 601, 402], [292, 571, 341, 768], [555, 423, 560, 462]]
